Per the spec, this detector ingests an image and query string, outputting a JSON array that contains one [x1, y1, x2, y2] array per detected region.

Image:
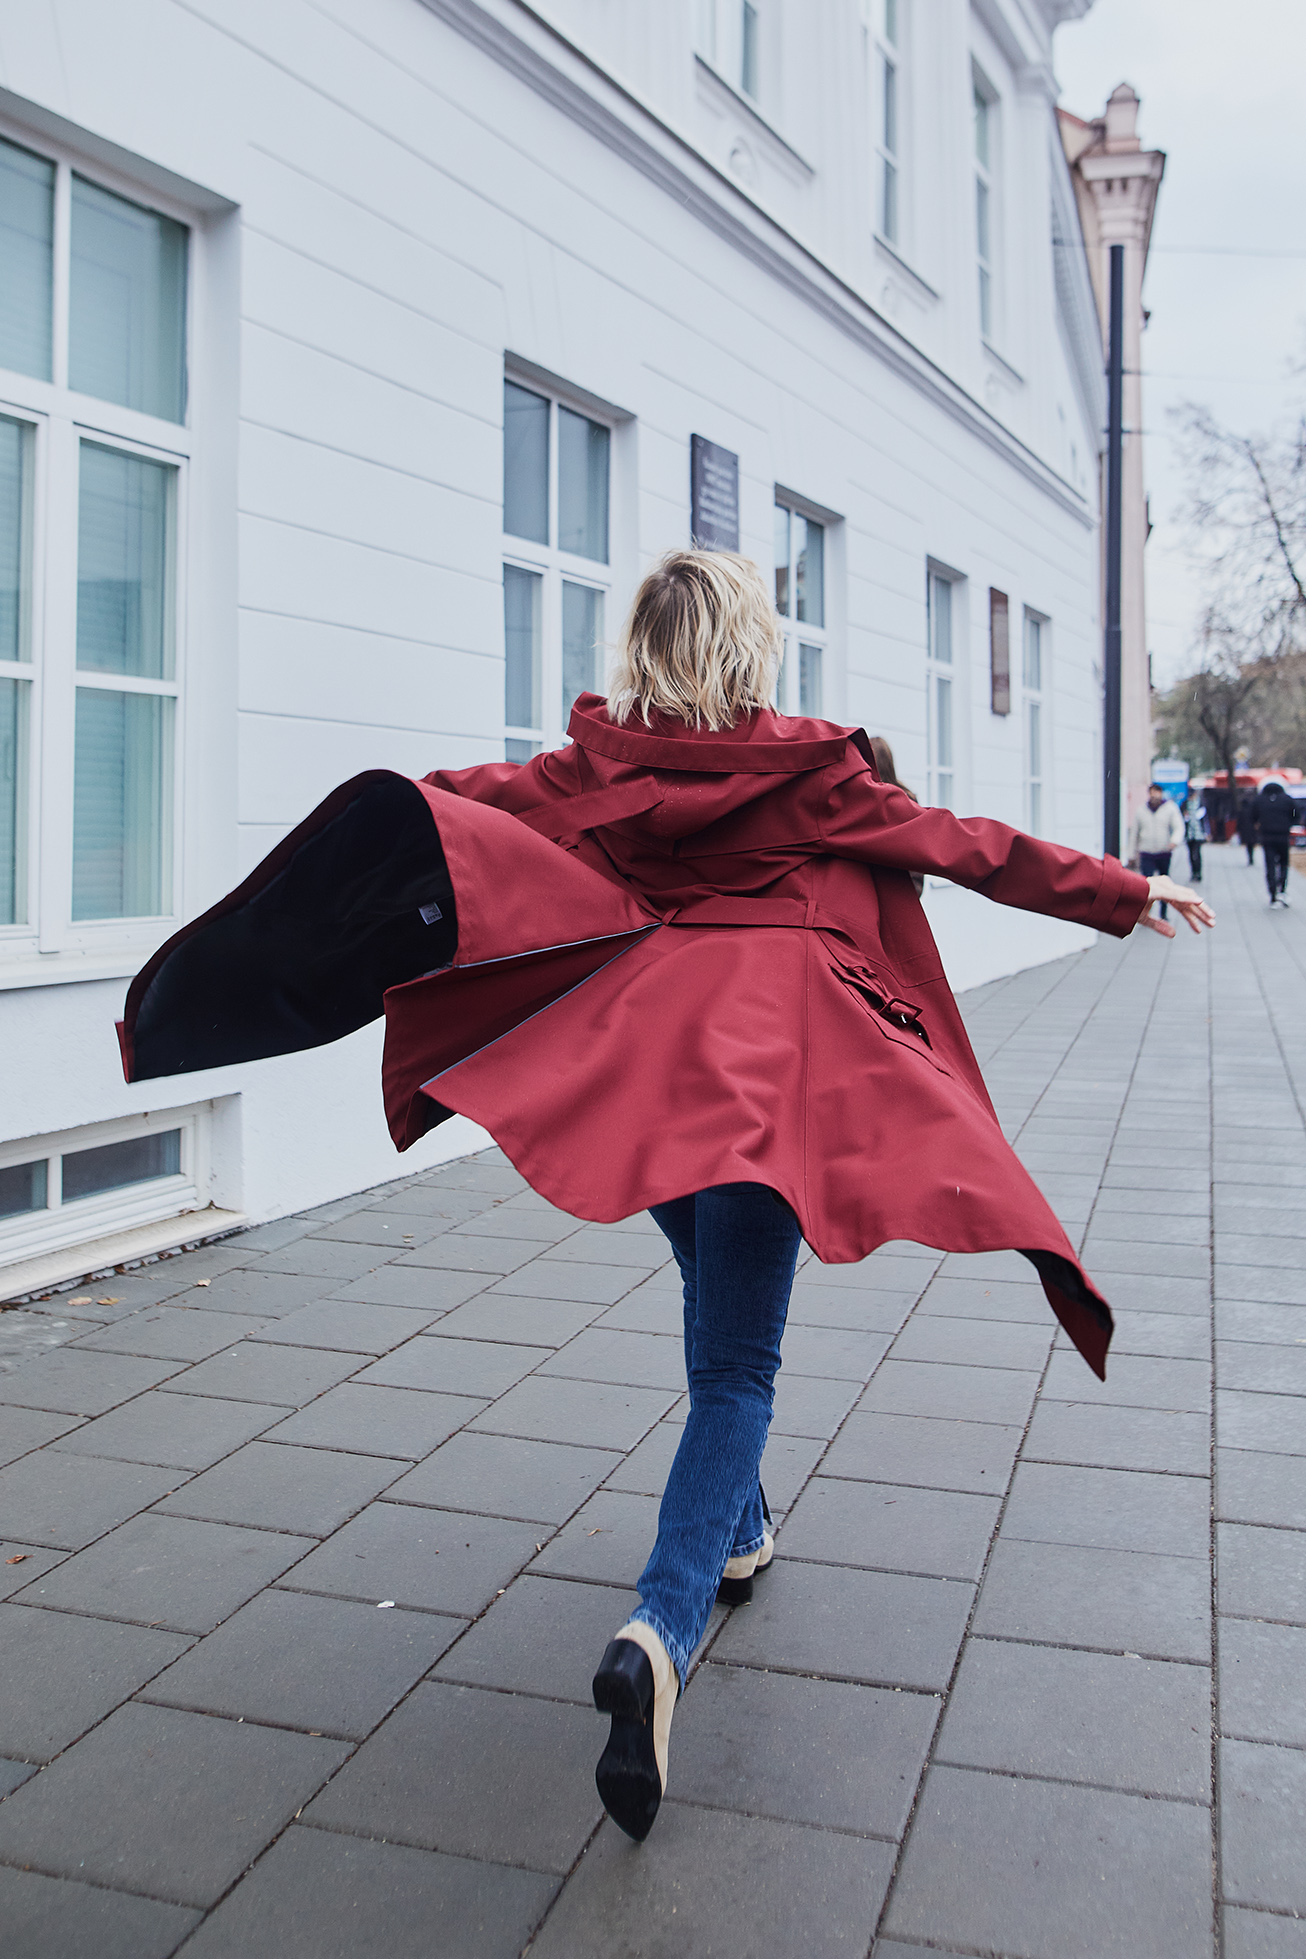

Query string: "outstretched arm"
[[819, 764, 1213, 939]]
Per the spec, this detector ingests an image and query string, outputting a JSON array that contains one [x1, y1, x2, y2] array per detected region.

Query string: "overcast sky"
[[1053, 0, 1306, 689]]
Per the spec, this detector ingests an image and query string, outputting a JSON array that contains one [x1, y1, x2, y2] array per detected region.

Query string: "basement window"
[[0, 1108, 206, 1269]]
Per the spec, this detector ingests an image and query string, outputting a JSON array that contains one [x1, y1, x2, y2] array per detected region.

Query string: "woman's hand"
[[1139, 875, 1216, 938]]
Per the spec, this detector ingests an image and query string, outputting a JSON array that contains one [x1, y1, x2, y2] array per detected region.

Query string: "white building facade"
[[0, 0, 1107, 1289]]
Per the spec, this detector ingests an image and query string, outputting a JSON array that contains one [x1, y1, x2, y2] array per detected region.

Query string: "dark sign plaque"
[[690, 435, 740, 551]]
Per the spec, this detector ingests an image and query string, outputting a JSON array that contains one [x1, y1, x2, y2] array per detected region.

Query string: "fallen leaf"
[[96, 1297, 120, 1306], [194, 1279, 210, 1288], [587, 1528, 604, 1536], [69, 1296, 93, 1306], [5, 1554, 28, 1565]]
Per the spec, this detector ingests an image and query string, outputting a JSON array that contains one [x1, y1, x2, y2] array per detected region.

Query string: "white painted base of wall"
[[923, 883, 1096, 994]]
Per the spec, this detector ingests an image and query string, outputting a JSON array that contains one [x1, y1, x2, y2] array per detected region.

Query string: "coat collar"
[[566, 693, 852, 775]]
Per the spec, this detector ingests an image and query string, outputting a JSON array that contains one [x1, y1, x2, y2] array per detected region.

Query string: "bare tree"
[[1154, 615, 1264, 786], [1174, 404, 1306, 658]]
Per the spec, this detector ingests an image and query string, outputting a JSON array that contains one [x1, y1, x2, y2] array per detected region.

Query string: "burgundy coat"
[[120, 695, 1150, 1377]]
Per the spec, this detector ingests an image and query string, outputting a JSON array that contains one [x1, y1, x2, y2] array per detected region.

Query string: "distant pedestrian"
[[1255, 778, 1296, 907], [1129, 784, 1185, 919], [1236, 794, 1258, 865], [1183, 791, 1208, 883]]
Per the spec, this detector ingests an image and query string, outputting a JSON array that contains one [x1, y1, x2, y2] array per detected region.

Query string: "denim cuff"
[[629, 1604, 690, 1692]]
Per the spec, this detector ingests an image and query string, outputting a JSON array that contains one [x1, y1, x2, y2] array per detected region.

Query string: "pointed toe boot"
[[592, 1620, 678, 1842]]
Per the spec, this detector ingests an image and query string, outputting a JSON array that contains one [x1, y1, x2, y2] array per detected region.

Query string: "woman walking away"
[[1183, 790, 1208, 883], [116, 551, 1215, 1846]]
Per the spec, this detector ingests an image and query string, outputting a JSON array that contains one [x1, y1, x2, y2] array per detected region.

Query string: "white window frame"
[[696, 0, 765, 104], [0, 1101, 211, 1268], [502, 375, 613, 759], [873, 0, 906, 249], [773, 493, 831, 719], [926, 566, 960, 810], [0, 117, 195, 977], [972, 67, 999, 344], [1024, 609, 1048, 836]]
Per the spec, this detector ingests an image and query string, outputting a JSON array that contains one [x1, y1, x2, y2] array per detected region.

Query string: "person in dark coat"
[[1255, 778, 1297, 905], [1183, 792, 1208, 882], [1236, 794, 1258, 865], [117, 550, 1216, 1843]]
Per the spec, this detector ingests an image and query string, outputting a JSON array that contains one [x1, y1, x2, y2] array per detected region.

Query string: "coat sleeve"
[[820, 763, 1151, 938]]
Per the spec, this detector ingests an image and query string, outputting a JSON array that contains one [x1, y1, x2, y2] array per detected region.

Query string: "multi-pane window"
[[926, 570, 955, 808], [696, 0, 762, 101], [774, 500, 826, 717], [973, 78, 995, 339], [876, 0, 902, 245], [1024, 612, 1046, 835], [0, 127, 189, 956], [502, 378, 611, 760], [0, 1106, 204, 1265]]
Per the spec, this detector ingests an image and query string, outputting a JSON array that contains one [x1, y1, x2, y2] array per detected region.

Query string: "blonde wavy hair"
[[607, 549, 783, 730]]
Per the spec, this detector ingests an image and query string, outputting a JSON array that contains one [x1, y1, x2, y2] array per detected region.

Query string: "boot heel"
[[593, 1638, 653, 1720], [715, 1570, 755, 1605]]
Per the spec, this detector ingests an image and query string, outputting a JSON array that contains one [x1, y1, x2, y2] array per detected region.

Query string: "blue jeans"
[[630, 1183, 802, 1685], [1139, 849, 1171, 917]]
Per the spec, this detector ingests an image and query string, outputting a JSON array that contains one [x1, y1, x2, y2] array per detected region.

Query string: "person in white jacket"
[[1129, 784, 1186, 919]]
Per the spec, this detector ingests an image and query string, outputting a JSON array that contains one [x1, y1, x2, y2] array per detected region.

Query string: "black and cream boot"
[[592, 1620, 678, 1842], [716, 1527, 775, 1605]]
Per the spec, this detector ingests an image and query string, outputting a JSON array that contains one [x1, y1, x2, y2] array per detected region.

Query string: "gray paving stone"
[[539, 1327, 686, 1390], [782, 1476, 1000, 1580], [395, 1232, 554, 1272], [1088, 1212, 1212, 1248], [786, 1282, 917, 1332], [356, 1334, 541, 1399], [543, 1222, 669, 1265], [974, 1536, 1212, 1660], [674, 1661, 937, 1837], [1218, 1301, 1306, 1345], [427, 1295, 599, 1347], [0, 1542, 67, 1596], [1025, 1398, 1212, 1474], [1218, 1389, 1306, 1456], [0, 1756, 35, 1795], [1104, 1163, 1211, 1193], [1221, 1739, 1306, 1914], [1219, 1268, 1306, 1307], [935, 1638, 1211, 1798], [1097, 1186, 1210, 1217], [915, 1275, 1054, 1323], [776, 1324, 892, 1379], [1108, 1310, 1213, 1359], [446, 1204, 575, 1239], [588, 1285, 685, 1334], [1218, 1523, 1306, 1623], [0, 1604, 189, 1762], [52, 1390, 286, 1470], [770, 1369, 861, 1438], [433, 1573, 636, 1703], [0, 1449, 183, 1550], [373, 1185, 498, 1220], [1002, 1460, 1211, 1558], [469, 1373, 677, 1449], [1095, 1272, 1214, 1315], [266, 1382, 484, 1459], [306, 1681, 601, 1873], [72, 1306, 268, 1362], [0, 1700, 346, 1908], [530, 1488, 659, 1586], [1223, 1906, 1306, 1958], [713, 1557, 973, 1691], [386, 1431, 620, 1523], [306, 1209, 449, 1248], [142, 1589, 462, 1738], [1219, 1342, 1306, 1396], [528, 1799, 894, 1959], [937, 1249, 1042, 1284], [1044, 1349, 1213, 1412], [822, 1410, 1021, 1494], [181, 1267, 344, 1317], [0, 1403, 84, 1467], [1219, 1618, 1306, 1747], [248, 1300, 443, 1355], [808, 1251, 937, 1292], [490, 1259, 645, 1305], [0, 1347, 181, 1416], [1218, 1448, 1306, 1529], [890, 1311, 1054, 1371], [885, 1764, 1213, 1958], [427, 1161, 525, 1196], [858, 1358, 1041, 1426], [155, 1441, 403, 1535], [328, 1266, 489, 1311], [280, 1502, 540, 1615], [1088, 1240, 1211, 1278], [177, 1824, 555, 1959], [1218, 1234, 1306, 1270], [166, 1342, 359, 1408], [0, 1864, 199, 1959], [257, 1240, 386, 1281], [225, 1217, 314, 1251], [17, 1512, 315, 1633]]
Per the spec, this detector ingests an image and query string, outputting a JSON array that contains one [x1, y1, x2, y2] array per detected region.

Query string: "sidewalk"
[[0, 841, 1302, 1959]]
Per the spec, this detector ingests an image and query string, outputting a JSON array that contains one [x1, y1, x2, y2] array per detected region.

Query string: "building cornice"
[[415, 0, 1093, 527]]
